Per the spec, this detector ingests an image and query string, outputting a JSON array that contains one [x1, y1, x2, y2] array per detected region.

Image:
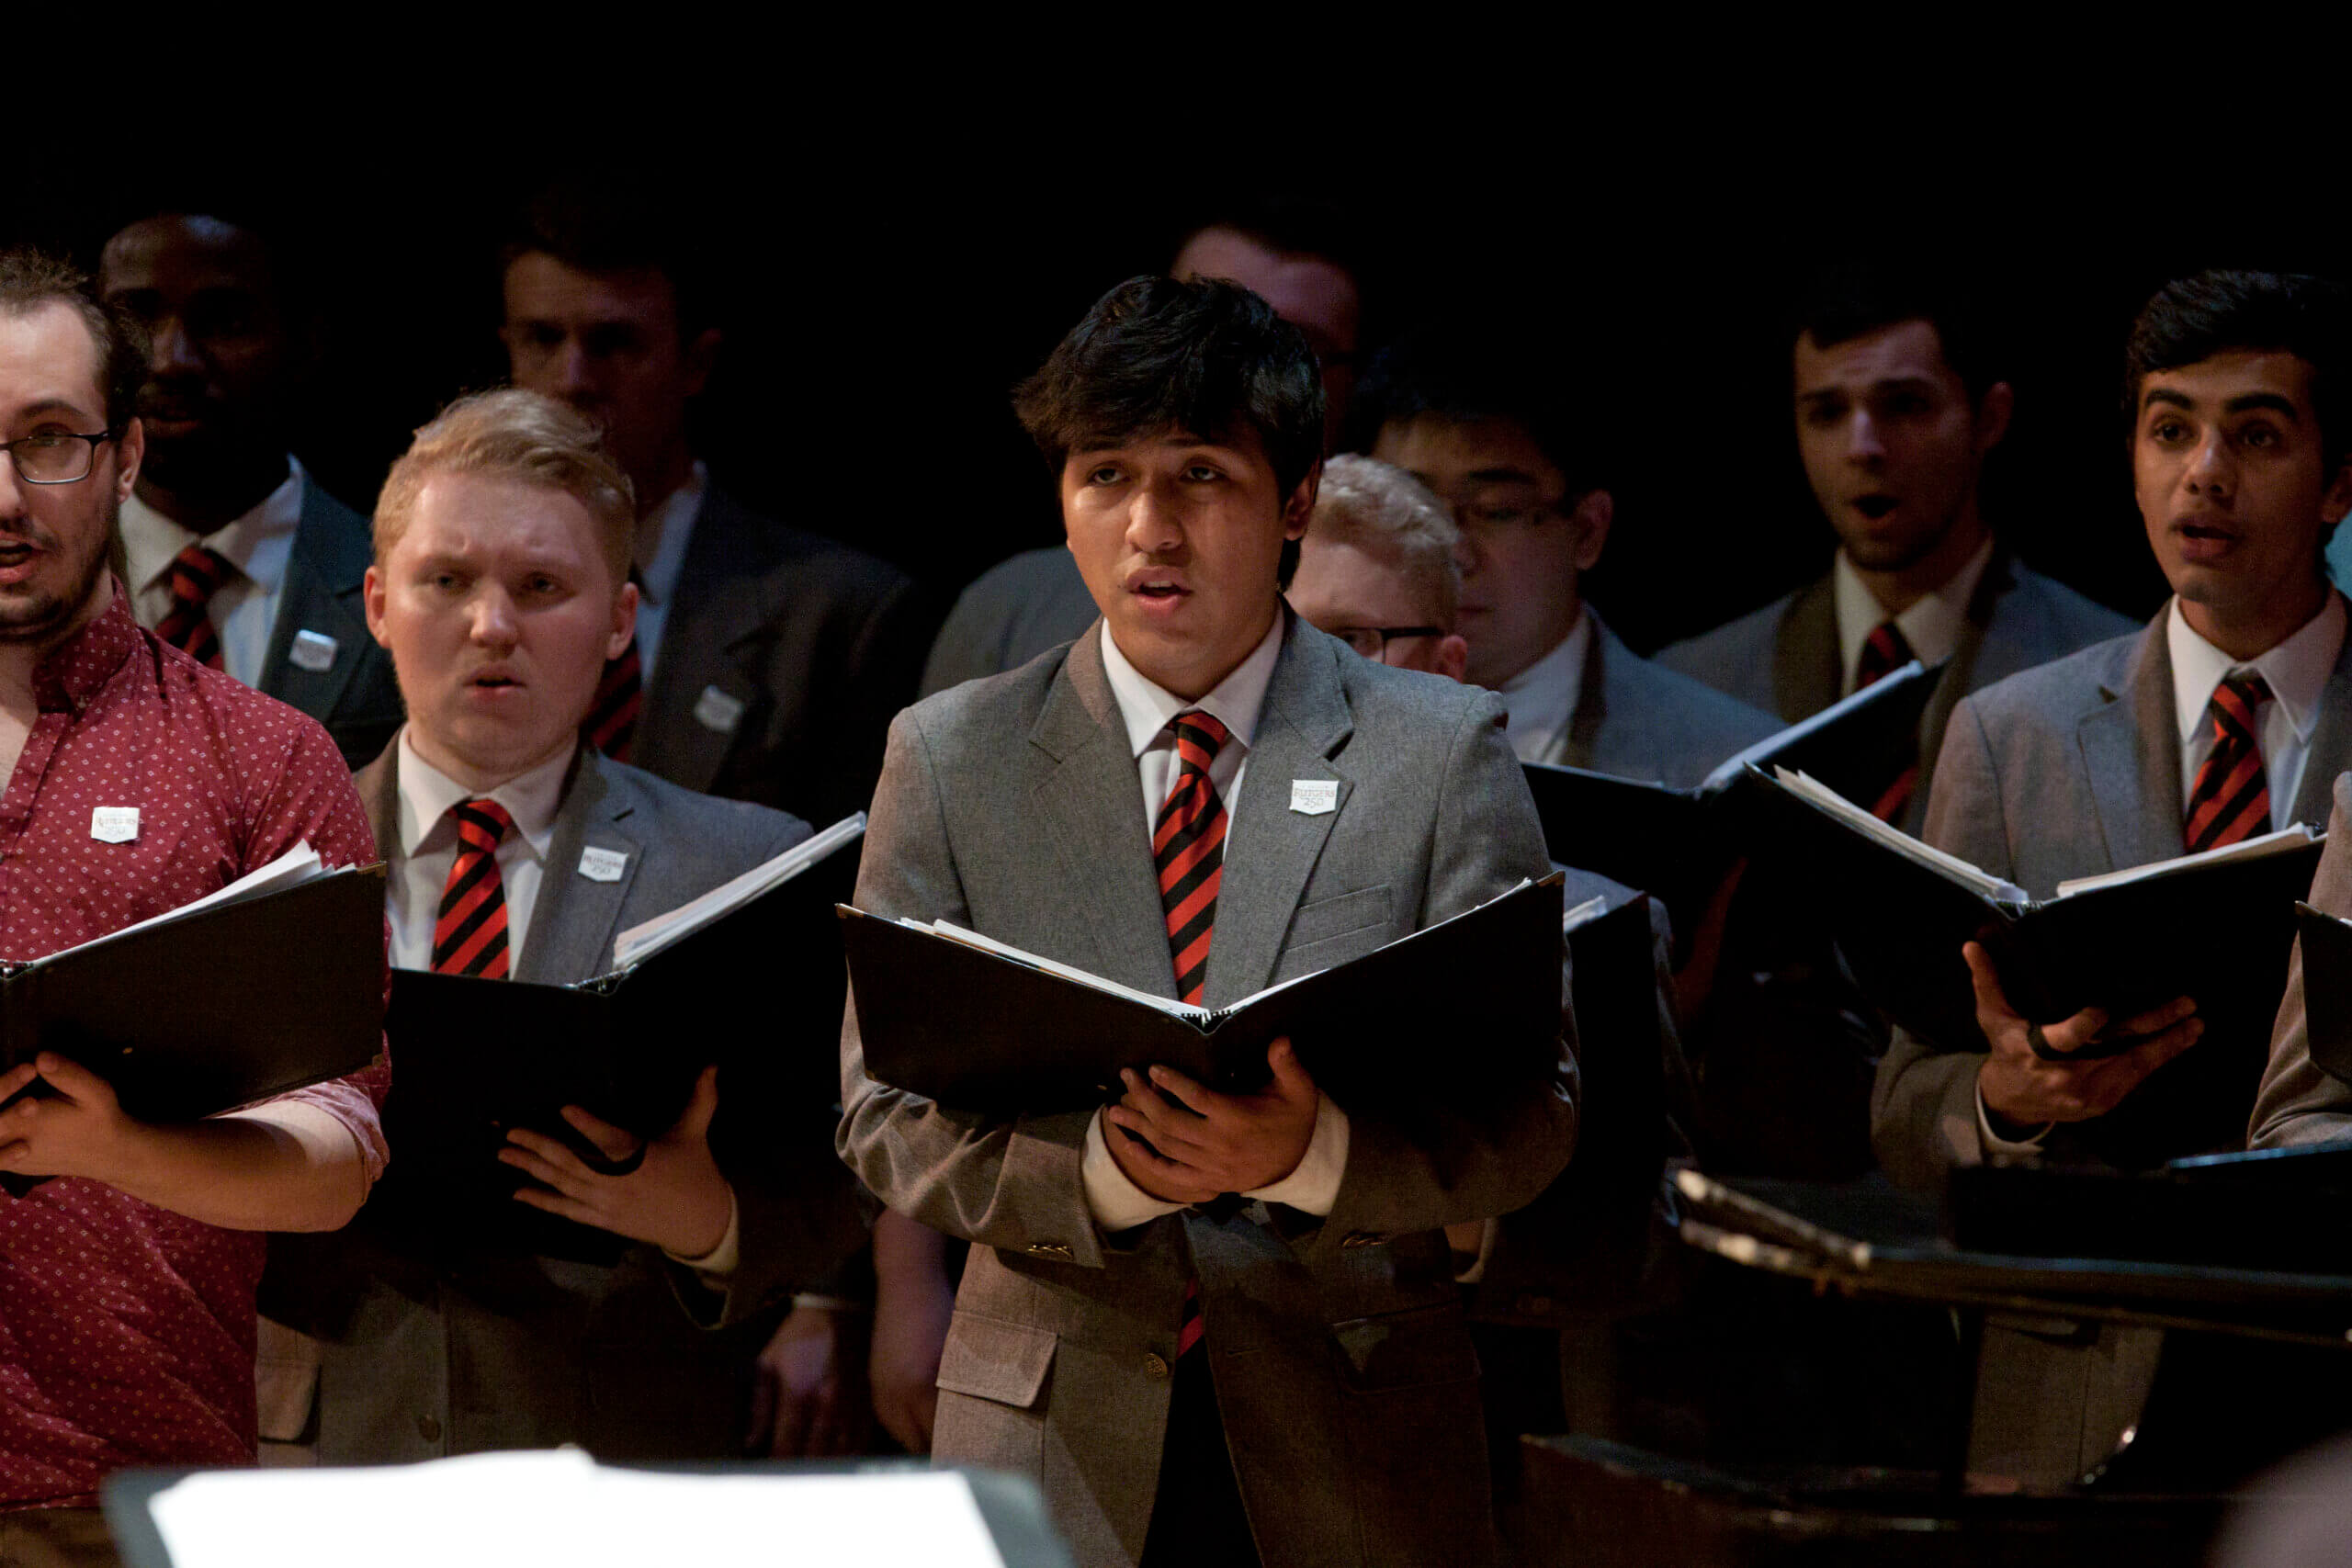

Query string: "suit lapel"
[[1028, 631, 1185, 997], [2077, 620, 2184, 873], [353, 743, 400, 866], [515, 750, 645, 986], [639, 487, 759, 794], [256, 482, 371, 719], [1554, 615, 1614, 773], [2290, 615, 2352, 826], [1773, 574, 1842, 722], [1209, 620, 1353, 1005]]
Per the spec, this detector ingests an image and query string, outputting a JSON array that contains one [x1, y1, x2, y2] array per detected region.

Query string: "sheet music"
[[2053, 821, 2322, 897], [1775, 768, 2029, 904], [75, 841, 327, 956], [611, 813, 866, 971], [144, 1448, 1012, 1567]]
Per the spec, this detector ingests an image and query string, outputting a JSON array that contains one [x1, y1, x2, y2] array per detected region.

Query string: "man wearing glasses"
[[0, 249, 387, 1561], [1358, 332, 1776, 786], [1658, 266, 2131, 829], [1283, 454, 1468, 679]]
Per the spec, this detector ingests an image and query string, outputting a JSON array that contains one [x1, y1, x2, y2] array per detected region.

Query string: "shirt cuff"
[[1243, 1093, 1349, 1217], [1975, 1079, 2053, 1159], [662, 1187, 741, 1278], [1083, 1110, 1189, 1232]]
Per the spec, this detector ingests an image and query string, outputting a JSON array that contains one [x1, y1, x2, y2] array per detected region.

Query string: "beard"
[[0, 501, 119, 648]]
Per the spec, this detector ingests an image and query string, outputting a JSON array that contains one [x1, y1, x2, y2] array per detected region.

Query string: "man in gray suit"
[[919, 201, 1367, 698], [1871, 271, 2352, 1483], [1657, 267, 2132, 829], [97, 211, 402, 768], [1359, 328, 1780, 786], [502, 182, 934, 825], [841, 277, 1576, 1568], [261, 389, 863, 1463]]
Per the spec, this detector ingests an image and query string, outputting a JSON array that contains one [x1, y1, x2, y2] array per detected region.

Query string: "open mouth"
[[1852, 495, 1898, 521], [469, 672, 521, 691]]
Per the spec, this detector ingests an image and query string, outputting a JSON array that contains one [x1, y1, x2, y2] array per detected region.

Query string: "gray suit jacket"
[[271, 741, 865, 1462], [1657, 548, 2135, 831], [2250, 772, 2352, 1147], [635, 483, 940, 823], [258, 479, 404, 770], [919, 545, 1099, 698], [839, 613, 1577, 1568], [1536, 611, 1780, 787], [1872, 610, 2352, 1190]]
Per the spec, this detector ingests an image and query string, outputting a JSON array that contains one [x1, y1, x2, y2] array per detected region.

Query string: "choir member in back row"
[[0, 246, 389, 1565], [255, 389, 863, 1464]]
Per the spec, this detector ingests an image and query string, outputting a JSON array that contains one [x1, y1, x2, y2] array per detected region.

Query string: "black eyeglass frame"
[[1332, 625, 1448, 660], [1, 430, 116, 486]]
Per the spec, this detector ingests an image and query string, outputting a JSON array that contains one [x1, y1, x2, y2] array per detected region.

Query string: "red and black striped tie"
[[433, 798, 514, 978], [154, 544, 232, 670], [2185, 671, 2273, 853], [1857, 620, 1919, 823], [1154, 712, 1229, 1006], [584, 637, 641, 762]]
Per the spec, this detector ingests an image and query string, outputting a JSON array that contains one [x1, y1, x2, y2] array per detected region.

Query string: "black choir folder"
[[1763, 767, 2324, 1054], [375, 815, 865, 1248], [0, 843, 382, 1122], [1521, 659, 1939, 916], [843, 871, 1566, 1119]]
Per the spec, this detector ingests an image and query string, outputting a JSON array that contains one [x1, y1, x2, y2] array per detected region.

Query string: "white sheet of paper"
[[143, 1450, 1012, 1568], [610, 813, 865, 971]]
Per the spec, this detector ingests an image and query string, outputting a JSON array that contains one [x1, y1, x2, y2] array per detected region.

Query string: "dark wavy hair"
[[1014, 276, 1325, 585], [2123, 270, 2352, 480]]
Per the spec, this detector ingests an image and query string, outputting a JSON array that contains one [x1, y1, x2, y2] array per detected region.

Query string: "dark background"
[[15, 141, 2343, 656]]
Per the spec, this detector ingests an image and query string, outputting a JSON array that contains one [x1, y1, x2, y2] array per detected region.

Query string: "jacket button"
[[417, 1415, 442, 1443], [1144, 1353, 1170, 1381]]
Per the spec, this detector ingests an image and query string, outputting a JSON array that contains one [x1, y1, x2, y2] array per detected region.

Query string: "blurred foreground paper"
[[117, 1450, 1036, 1568]]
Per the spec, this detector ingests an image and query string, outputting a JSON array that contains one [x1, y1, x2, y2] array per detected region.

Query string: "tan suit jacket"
[[839, 612, 1577, 1568], [2250, 771, 2352, 1146]]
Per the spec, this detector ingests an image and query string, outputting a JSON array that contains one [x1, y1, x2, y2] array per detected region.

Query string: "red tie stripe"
[[1175, 1274, 1205, 1359], [2185, 671, 2273, 853], [1154, 711, 1229, 1006], [584, 637, 641, 762], [432, 798, 515, 978], [1857, 621, 1919, 821], [154, 544, 232, 670]]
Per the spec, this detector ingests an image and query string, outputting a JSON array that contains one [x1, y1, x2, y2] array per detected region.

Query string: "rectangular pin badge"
[[90, 807, 140, 843], [1290, 780, 1338, 816], [693, 684, 748, 735], [578, 846, 628, 883], [288, 629, 339, 672]]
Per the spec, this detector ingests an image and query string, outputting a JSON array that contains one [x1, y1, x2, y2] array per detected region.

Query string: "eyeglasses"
[[2, 431, 115, 486], [1450, 489, 1570, 531], [1334, 626, 1447, 660]]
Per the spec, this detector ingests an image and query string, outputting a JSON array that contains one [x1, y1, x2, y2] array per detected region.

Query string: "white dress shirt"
[[1832, 536, 1995, 695], [631, 464, 707, 681], [120, 458, 307, 688], [1498, 610, 1593, 765], [2166, 591, 2344, 830], [387, 728, 740, 1274], [1080, 615, 1352, 1232], [1977, 590, 2346, 1160]]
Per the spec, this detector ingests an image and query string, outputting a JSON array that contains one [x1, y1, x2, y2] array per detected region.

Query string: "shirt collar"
[[1832, 534, 1995, 682], [119, 457, 307, 597], [635, 462, 707, 607], [1497, 609, 1591, 752], [394, 727, 573, 861], [36, 582, 142, 714], [2167, 590, 2346, 746], [1099, 609, 1285, 760]]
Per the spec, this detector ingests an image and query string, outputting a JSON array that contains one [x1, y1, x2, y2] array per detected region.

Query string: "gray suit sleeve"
[[1871, 695, 2012, 1192], [836, 709, 1110, 1267], [2251, 773, 2352, 1148], [1314, 694, 1580, 1242]]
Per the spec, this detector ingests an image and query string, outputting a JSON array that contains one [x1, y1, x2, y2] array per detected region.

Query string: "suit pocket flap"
[[935, 1314, 1057, 1409], [1284, 884, 1393, 950]]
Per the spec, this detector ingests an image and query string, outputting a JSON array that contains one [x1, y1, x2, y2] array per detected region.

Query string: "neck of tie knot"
[[2186, 670, 2275, 853], [156, 545, 235, 670], [170, 544, 232, 598], [1857, 620, 1914, 690], [449, 797, 514, 853], [2212, 670, 2273, 740], [1170, 710, 1229, 773]]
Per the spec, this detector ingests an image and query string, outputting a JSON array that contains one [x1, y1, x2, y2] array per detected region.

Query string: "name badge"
[[693, 684, 748, 735], [288, 629, 339, 672], [90, 807, 140, 843], [578, 846, 628, 883], [1290, 780, 1338, 816]]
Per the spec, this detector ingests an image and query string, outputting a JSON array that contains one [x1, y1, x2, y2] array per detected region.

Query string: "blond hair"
[[1306, 454, 1462, 625], [374, 388, 636, 582]]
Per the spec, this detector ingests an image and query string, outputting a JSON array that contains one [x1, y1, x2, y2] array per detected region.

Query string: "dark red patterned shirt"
[[0, 588, 389, 1506]]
